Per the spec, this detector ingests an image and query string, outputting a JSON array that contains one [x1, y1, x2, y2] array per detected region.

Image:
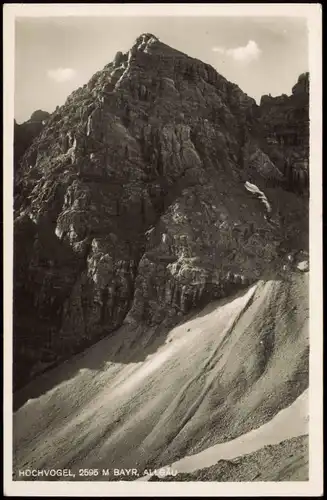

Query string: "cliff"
[[258, 72, 309, 192], [13, 34, 309, 389]]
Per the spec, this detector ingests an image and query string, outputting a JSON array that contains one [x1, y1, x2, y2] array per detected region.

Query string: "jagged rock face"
[[13, 34, 309, 389], [258, 73, 309, 193]]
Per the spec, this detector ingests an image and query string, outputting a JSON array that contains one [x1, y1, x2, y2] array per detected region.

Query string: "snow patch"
[[244, 181, 272, 213], [138, 389, 308, 480]]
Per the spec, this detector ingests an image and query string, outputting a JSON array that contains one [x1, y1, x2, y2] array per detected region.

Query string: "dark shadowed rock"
[[13, 34, 309, 389], [14, 109, 51, 174], [258, 74, 309, 193], [29, 109, 51, 123]]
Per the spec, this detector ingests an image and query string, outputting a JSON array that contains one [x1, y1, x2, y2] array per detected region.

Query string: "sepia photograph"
[[3, 3, 323, 497]]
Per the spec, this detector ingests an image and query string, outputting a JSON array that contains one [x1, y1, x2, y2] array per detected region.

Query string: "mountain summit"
[[13, 34, 309, 390]]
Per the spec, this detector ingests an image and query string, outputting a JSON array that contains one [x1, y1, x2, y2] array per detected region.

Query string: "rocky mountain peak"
[[133, 32, 159, 47], [258, 72, 309, 191], [292, 72, 309, 95], [13, 36, 309, 390], [29, 109, 51, 123]]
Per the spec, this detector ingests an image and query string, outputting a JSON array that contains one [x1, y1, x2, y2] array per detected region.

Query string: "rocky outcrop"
[[14, 110, 50, 177], [258, 73, 309, 193], [13, 34, 309, 389]]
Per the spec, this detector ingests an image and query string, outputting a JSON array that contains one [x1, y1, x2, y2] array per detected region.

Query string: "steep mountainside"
[[13, 33, 309, 390]]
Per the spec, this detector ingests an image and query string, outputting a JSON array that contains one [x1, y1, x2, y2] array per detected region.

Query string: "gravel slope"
[[149, 435, 309, 482], [13, 273, 309, 481]]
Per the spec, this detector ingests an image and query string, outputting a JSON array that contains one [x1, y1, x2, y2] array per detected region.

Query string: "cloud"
[[212, 40, 262, 64], [228, 40, 262, 63], [212, 47, 225, 54], [47, 67, 76, 83]]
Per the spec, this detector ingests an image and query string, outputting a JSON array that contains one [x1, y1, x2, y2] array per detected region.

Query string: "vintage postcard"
[[3, 3, 323, 497]]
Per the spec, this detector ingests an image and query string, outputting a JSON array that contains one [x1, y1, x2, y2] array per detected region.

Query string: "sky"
[[14, 16, 309, 124]]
